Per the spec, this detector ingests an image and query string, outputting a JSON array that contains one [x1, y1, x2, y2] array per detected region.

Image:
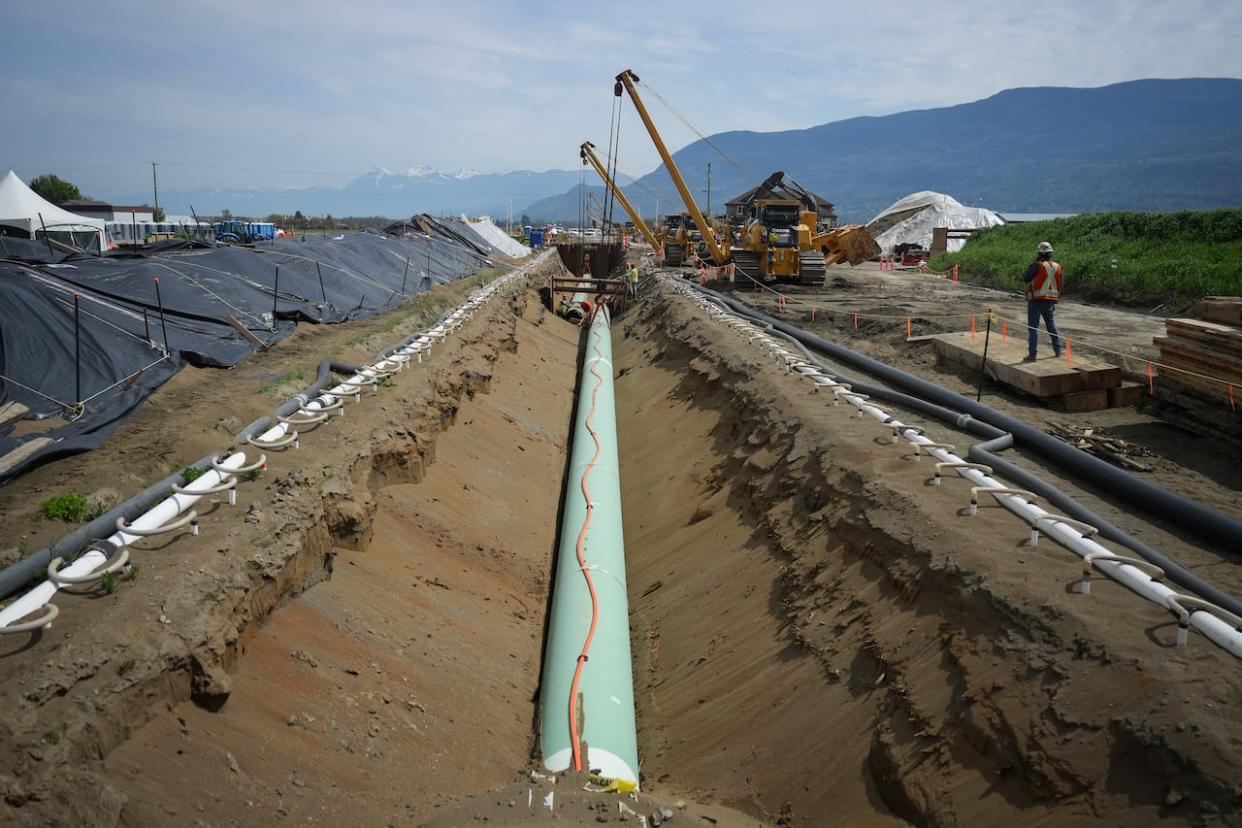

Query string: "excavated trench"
[[25, 272, 1240, 827]]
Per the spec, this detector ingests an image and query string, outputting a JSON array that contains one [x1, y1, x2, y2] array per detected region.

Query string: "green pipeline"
[[539, 305, 639, 785]]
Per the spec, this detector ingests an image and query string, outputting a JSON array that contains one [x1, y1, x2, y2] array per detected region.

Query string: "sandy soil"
[[1, 253, 1239, 827], [615, 283, 1241, 825]]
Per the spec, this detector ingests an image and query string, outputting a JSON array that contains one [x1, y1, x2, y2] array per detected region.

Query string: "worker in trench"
[[627, 262, 640, 298], [1023, 241, 1063, 361]]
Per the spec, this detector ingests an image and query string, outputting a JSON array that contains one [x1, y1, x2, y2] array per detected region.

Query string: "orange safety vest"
[[1030, 260, 1063, 301]]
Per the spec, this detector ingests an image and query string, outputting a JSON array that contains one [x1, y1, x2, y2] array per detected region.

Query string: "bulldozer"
[[731, 199, 827, 287]]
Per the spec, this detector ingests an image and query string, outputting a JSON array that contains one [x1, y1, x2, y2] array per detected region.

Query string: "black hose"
[[734, 310, 1242, 618], [695, 285, 1242, 554]]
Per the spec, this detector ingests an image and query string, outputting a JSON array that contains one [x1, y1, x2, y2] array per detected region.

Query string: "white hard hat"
[[1037, 241, 1054, 254]]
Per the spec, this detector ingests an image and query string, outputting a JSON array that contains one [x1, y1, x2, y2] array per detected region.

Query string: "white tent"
[[0, 170, 107, 252], [867, 191, 1003, 255]]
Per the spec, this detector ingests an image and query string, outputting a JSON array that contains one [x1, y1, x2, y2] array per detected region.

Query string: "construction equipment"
[[614, 69, 727, 266], [579, 141, 660, 250]]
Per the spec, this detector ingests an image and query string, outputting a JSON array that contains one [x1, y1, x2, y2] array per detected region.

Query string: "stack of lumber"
[[1153, 312, 1242, 404], [931, 331, 1142, 412]]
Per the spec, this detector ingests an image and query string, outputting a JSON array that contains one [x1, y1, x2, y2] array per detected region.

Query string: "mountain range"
[[526, 77, 1242, 223], [86, 78, 1242, 223]]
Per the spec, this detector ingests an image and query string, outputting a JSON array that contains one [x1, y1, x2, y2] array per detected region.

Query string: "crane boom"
[[614, 69, 726, 265], [580, 141, 660, 249]]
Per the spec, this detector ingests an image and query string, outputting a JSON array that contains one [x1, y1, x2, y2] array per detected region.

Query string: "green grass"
[[39, 493, 92, 523], [257, 367, 308, 396], [180, 466, 205, 486], [931, 209, 1242, 307]]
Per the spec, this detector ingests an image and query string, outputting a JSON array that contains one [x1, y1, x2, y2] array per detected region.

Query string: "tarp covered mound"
[[464, 216, 530, 258], [0, 231, 492, 483], [867, 191, 1004, 254]]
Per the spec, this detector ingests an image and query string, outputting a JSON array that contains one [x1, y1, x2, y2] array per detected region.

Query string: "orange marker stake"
[[971, 314, 976, 342], [811, 305, 817, 321], [907, 317, 912, 340], [953, 264, 959, 282], [1001, 319, 1008, 341], [853, 312, 859, 330], [1066, 338, 1072, 363], [1147, 361, 1155, 395], [1230, 383, 1236, 413]]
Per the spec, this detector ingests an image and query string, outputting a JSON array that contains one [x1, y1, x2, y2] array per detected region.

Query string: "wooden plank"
[[1055, 389, 1111, 413], [224, 315, 269, 350], [1166, 319, 1242, 355], [1189, 297, 1242, 326], [0, 437, 52, 476], [1158, 370, 1235, 402], [931, 331, 1120, 398], [0, 402, 28, 429], [1107, 381, 1146, 408], [1154, 336, 1242, 381]]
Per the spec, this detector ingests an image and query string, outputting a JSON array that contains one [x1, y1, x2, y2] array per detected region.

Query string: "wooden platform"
[[931, 331, 1129, 411]]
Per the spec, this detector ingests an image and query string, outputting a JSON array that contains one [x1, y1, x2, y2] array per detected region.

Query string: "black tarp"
[[0, 231, 492, 483]]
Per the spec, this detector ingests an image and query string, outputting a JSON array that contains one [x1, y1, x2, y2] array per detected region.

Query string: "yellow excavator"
[[614, 69, 727, 269], [579, 141, 661, 250], [613, 68, 877, 287]]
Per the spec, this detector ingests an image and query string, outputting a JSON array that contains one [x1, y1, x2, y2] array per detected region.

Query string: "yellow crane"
[[579, 141, 660, 250], [614, 69, 727, 266]]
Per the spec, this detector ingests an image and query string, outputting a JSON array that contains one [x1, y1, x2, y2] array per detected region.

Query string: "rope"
[[718, 268, 1241, 395], [568, 309, 606, 771], [637, 78, 749, 179]]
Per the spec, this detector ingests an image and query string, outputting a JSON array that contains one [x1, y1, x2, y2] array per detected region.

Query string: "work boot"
[[1022, 354, 1038, 363]]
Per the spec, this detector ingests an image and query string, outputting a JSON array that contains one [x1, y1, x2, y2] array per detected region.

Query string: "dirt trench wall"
[[615, 286, 1242, 827], [0, 262, 560, 827]]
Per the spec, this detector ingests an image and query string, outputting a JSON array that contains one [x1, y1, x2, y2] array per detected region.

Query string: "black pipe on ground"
[[695, 284, 1242, 555], [726, 306, 1242, 619]]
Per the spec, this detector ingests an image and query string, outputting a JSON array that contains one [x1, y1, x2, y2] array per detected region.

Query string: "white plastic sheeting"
[[464, 216, 531, 258], [867, 191, 1003, 255]]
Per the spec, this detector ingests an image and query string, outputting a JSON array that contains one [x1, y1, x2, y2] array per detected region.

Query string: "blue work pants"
[[1027, 299, 1061, 357]]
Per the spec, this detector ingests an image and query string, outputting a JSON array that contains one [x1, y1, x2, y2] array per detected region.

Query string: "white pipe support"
[[0, 452, 248, 633], [47, 547, 129, 586], [248, 431, 298, 450], [969, 486, 1038, 515], [933, 461, 994, 486], [891, 424, 924, 444], [1080, 552, 1164, 595], [117, 508, 199, 537], [1031, 514, 1099, 547], [0, 603, 59, 634]]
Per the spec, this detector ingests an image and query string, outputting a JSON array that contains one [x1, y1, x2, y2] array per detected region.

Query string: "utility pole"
[[151, 162, 160, 217], [706, 162, 712, 218]]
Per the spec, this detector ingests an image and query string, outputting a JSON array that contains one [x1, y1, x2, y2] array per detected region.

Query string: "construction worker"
[[1023, 241, 1063, 361], [627, 263, 639, 298]]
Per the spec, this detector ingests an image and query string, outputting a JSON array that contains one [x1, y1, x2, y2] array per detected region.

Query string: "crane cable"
[[568, 308, 606, 771], [636, 78, 750, 179], [602, 95, 620, 231]]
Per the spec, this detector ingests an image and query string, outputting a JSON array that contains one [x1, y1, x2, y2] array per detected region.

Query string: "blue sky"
[[3, 0, 1240, 196]]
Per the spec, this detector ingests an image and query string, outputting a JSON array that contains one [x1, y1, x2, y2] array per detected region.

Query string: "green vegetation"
[[42, 728, 61, 746], [39, 493, 92, 523], [116, 659, 136, 677], [100, 571, 119, 594], [180, 466, 206, 485], [932, 209, 1242, 306], [258, 367, 308, 396], [29, 173, 82, 206]]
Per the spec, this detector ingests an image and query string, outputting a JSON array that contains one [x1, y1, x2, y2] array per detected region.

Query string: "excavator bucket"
[[820, 224, 881, 267]]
